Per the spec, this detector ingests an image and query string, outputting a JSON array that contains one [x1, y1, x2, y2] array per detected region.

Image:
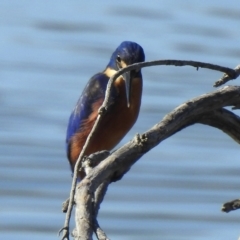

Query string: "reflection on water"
[[0, 1, 240, 239]]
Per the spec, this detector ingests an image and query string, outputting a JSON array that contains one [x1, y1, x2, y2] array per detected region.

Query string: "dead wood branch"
[[60, 61, 240, 240], [74, 85, 240, 239]]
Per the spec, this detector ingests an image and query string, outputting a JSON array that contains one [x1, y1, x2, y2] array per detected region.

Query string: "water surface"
[[1, 1, 240, 239]]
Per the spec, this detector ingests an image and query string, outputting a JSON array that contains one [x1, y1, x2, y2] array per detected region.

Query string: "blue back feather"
[[66, 73, 110, 149]]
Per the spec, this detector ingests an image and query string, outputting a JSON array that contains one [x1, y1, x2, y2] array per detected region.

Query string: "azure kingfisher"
[[66, 41, 145, 179]]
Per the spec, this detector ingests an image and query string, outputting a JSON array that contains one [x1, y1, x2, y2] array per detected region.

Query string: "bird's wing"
[[66, 73, 110, 148]]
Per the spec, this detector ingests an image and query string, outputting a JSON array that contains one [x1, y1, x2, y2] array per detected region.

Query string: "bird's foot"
[[134, 133, 148, 147], [98, 106, 107, 115], [82, 150, 110, 175], [87, 150, 110, 165]]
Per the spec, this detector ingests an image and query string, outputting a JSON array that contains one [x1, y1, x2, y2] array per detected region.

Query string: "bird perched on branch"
[[66, 41, 145, 179]]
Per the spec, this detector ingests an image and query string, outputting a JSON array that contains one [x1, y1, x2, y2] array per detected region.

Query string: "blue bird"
[[66, 41, 145, 178]]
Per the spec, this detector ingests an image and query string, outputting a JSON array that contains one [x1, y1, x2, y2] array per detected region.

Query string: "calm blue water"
[[1, 1, 240, 239]]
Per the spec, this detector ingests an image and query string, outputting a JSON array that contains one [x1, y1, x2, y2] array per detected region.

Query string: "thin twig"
[[222, 199, 240, 213], [214, 64, 240, 87], [60, 114, 101, 240], [101, 60, 237, 111]]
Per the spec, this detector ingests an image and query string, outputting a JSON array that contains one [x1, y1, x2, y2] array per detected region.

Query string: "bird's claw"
[[134, 133, 148, 146], [98, 106, 107, 115], [87, 150, 110, 164], [83, 150, 110, 175], [58, 226, 70, 240]]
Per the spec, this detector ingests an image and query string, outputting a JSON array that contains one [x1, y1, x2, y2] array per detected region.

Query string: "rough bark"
[[73, 85, 240, 239], [60, 61, 240, 240]]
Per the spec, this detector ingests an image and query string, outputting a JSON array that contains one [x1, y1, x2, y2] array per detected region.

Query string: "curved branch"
[[61, 60, 239, 240], [198, 108, 240, 143], [74, 85, 240, 239], [101, 60, 237, 111], [214, 64, 240, 87]]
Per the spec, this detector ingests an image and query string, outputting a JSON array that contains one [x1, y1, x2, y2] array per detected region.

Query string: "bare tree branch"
[[101, 60, 238, 111], [214, 64, 240, 87], [92, 180, 110, 240], [73, 85, 240, 239], [198, 108, 240, 143], [74, 179, 94, 240], [60, 61, 240, 240]]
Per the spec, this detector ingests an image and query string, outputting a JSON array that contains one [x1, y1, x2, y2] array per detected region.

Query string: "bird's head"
[[107, 41, 145, 107]]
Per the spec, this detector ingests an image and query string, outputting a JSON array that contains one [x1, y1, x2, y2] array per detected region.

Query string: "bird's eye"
[[116, 55, 121, 63]]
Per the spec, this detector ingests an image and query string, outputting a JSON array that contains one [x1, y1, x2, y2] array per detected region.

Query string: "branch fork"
[[60, 60, 240, 240]]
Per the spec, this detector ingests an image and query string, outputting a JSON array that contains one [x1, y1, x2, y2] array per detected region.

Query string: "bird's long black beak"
[[122, 71, 131, 108]]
